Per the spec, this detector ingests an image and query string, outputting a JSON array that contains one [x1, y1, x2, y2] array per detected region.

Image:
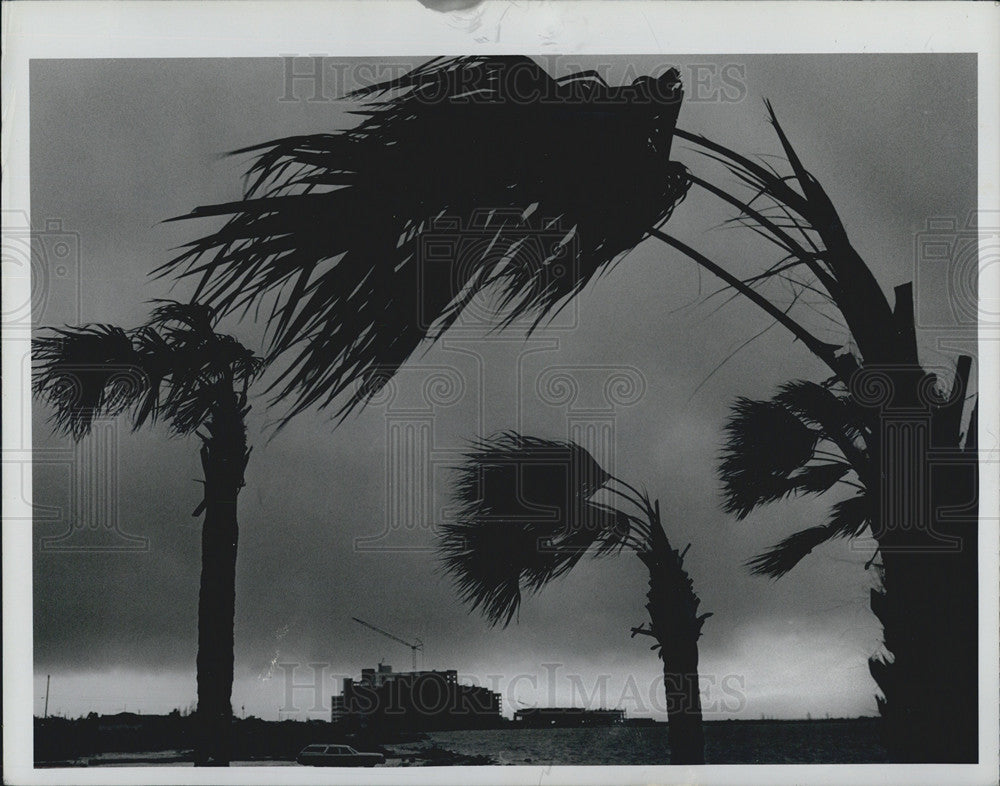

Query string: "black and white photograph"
[[3, 2, 999, 784]]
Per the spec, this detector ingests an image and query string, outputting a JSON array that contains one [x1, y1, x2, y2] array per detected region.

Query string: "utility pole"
[[44, 675, 50, 719]]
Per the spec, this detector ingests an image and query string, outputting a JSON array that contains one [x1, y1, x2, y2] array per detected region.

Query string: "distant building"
[[96, 712, 144, 733], [332, 663, 502, 732], [330, 695, 348, 724], [513, 707, 626, 727]]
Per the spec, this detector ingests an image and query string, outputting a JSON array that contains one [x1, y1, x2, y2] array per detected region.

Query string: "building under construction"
[[331, 663, 503, 732]]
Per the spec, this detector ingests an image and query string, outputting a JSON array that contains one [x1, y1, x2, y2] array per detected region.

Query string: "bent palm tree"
[[155, 56, 976, 760], [437, 432, 711, 765], [685, 103, 979, 762], [33, 302, 263, 766]]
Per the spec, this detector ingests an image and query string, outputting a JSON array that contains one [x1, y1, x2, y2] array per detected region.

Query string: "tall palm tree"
[[437, 432, 711, 765], [677, 100, 979, 762], [155, 56, 977, 760], [32, 301, 263, 766], [719, 372, 978, 763]]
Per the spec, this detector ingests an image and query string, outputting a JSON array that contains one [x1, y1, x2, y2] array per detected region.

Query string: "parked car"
[[296, 744, 385, 767]]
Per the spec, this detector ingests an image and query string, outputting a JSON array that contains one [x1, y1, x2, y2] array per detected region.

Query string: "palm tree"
[[155, 56, 977, 760], [676, 100, 978, 762], [437, 432, 711, 765], [719, 372, 978, 763], [32, 301, 263, 766]]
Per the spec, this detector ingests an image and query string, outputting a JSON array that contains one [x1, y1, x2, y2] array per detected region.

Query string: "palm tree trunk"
[[864, 351, 978, 763], [193, 387, 249, 766], [639, 512, 707, 765], [659, 640, 705, 765], [870, 540, 978, 762]]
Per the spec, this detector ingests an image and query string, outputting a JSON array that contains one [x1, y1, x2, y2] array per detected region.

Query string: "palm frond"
[[719, 377, 873, 518], [789, 462, 852, 493], [33, 304, 264, 439], [138, 301, 264, 435], [745, 525, 833, 579], [826, 493, 872, 539], [718, 397, 821, 518], [747, 492, 871, 578], [773, 380, 866, 439], [438, 431, 638, 626], [774, 379, 872, 485], [147, 300, 217, 335], [158, 56, 690, 424], [676, 107, 900, 368], [32, 325, 151, 439]]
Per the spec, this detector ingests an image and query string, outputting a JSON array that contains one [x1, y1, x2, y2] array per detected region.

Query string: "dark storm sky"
[[30, 54, 976, 720]]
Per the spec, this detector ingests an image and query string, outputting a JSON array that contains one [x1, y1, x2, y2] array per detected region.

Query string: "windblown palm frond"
[[159, 56, 690, 423], [719, 378, 873, 578], [746, 493, 871, 578], [719, 380, 866, 519], [439, 431, 639, 626], [745, 525, 833, 580], [33, 301, 264, 439], [33, 324, 152, 439], [718, 397, 821, 518], [141, 303, 264, 434], [674, 105, 899, 374], [773, 380, 867, 441]]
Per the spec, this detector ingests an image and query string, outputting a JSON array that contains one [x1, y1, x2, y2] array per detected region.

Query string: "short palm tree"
[[155, 56, 977, 761], [33, 301, 263, 766], [437, 432, 711, 765]]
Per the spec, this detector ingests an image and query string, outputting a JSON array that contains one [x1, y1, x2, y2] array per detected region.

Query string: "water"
[[63, 719, 888, 767], [391, 720, 888, 765]]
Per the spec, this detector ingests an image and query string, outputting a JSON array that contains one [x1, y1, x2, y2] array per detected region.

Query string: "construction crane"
[[351, 617, 423, 671]]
